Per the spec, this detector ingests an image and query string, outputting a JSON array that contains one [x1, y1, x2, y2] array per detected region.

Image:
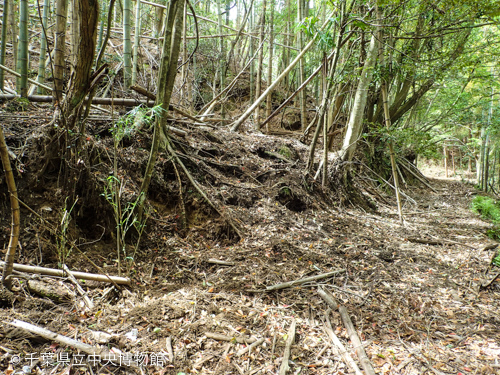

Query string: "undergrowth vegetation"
[[471, 196, 500, 266]]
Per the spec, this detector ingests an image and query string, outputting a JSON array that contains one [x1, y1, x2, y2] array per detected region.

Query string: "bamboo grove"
[[0, 0, 500, 201]]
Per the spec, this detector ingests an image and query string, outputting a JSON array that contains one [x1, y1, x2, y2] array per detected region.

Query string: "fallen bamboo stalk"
[[0, 261, 130, 285], [0, 63, 52, 91], [62, 264, 94, 310], [0, 94, 155, 107], [318, 288, 376, 375], [266, 269, 345, 291], [278, 319, 296, 375], [7, 319, 102, 355], [398, 159, 436, 192], [205, 332, 257, 344], [236, 337, 265, 357], [324, 313, 363, 375]]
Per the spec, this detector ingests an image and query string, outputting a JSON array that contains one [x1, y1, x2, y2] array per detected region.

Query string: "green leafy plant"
[[102, 176, 147, 275], [471, 196, 500, 222], [471, 196, 500, 243], [56, 197, 78, 265]]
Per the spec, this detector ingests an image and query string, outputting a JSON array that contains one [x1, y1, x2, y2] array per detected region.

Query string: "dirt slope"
[[0, 114, 499, 374]]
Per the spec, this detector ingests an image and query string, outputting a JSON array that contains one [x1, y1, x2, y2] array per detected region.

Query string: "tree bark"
[[0, 0, 10, 91], [138, 0, 184, 214], [53, 0, 68, 106], [254, 0, 266, 129], [340, 33, 378, 162], [123, 0, 132, 87], [0, 125, 20, 290], [62, 0, 99, 130]]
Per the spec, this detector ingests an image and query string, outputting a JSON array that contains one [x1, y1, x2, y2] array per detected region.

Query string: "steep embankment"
[[0, 116, 499, 374]]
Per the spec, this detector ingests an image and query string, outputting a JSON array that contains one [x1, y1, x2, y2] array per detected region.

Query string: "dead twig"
[[62, 264, 94, 310], [266, 270, 345, 292], [323, 312, 363, 375], [278, 319, 296, 375], [318, 288, 376, 375], [236, 337, 265, 357], [205, 332, 257, 344]]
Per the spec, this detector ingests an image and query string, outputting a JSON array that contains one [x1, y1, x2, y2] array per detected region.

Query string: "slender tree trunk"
[[123, 0, 132, 87], [17, 0, 29, 97], [155, 1, 165, 38], [297, 0, 307, 130], [282, 0, 290, 90], [254, 0, 266, 129], [180, 0, 188, 107], [249, 5, 255, 105], [232, 12, 332, 132], [265, 0, 275, 130], [340, 33, 378, 162], [0, 0, 10, 90], [53, 0, 68, 106], [377, 2, 403, 224], [36, 0, 51, 94], [0, 125, 20, 290], [138, 0, 184, 215], [217, 0, 226, 119], [9, 0, 18, 70], [132, 0, 142, 85]]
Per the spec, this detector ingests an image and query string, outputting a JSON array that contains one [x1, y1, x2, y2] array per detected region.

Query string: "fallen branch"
[[7, 319, 103, 355], [323, 312, 363, 375], [0, 261, 130, 285], [63, 264, 94, 310], [398, 158, 436, 192], [340, 304, 376, 375], [318, 288, 376, 375], [166, 337, 174, 362], [480, 243, 499, 252], [207, 259, 235, 266], [0, 93, 156, 107], [236, 337, 265, 357], [205, 332, 257, 344], [266, 270, 345, 291], [278, 319, 296, 375]]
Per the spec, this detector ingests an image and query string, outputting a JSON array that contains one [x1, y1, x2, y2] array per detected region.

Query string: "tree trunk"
[[0, 124, 20, 290], [254, 0, 266, 129], [36, 0, 51, 94], [53, 0, 68, 106], [231, 13, 331, 132], [0, 0, 10, 91], [131, 0, 142, 85], [17, 0, 29, 97], [138, 0, 184, 215], [340, 33, 378, 162], [123, 0, 132, 87], [265, 0, 275, 129], [9, 0, 18, 72], [297, 0, 307, 130], [62, 0, 99, 130]]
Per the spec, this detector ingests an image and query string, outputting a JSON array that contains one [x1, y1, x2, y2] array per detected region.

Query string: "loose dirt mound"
[[0, 106, 499, 374]]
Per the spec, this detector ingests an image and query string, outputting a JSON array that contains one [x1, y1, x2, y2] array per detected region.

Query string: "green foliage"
[[364, 124, 440, 160], [493, 250, 500, 267], [471, 196, 500, 245], [112, 104, 164, 143], [471, 196, 500, 222], [56, 198, 78, 265]]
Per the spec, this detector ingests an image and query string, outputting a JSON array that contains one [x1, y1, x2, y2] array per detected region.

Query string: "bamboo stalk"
[[0, 261, 130, 285]]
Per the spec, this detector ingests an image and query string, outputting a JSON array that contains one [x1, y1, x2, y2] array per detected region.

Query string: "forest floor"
[[0, 105, 500, 375]]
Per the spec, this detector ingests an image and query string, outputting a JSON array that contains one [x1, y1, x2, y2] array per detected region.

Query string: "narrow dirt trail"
[[86, 173, 500, 374]]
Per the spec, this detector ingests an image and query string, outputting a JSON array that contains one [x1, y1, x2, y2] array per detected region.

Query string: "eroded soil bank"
[[0, 111, 499, 374]]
